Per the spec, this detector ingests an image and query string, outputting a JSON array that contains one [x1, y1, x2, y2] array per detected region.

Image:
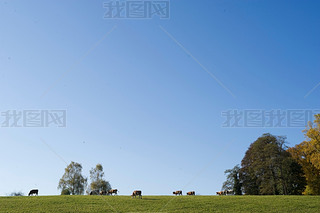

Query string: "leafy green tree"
[[60, 188, 71, 195], [9, 191, 24, 196], [89, 164, 111, 193], [222, 165, 242, 195], [280, 155, 306, 195], [58, 161, 87, 195], [241, 133, 305, 195]]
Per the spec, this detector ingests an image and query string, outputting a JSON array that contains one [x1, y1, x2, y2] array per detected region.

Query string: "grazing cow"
[[100, 190, 107, 195], [90, 190, 99, 195], [226, 190, 234, 195], [216, 190, 233, 195], [173, 190, 182, 195], [28, 189, 38, 196], [186, 191, 195, 195], [107, 189, 118, 195], [217, 191, 224, 195], [132, 190, 142, 199]]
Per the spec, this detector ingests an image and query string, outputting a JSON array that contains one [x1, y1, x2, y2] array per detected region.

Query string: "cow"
[[100, 190, 107, 195], [107, 189, 118, 195], [216, 190, 233, 195], [186, 191, 195, 195], [226, 190, 234, 195], [28, 189, 38, 196], [132, 190, 142, 199], [173, 190, 182, 196], [90, 190, 99, 195], [216, 191, 224, 195], [216, 191, 221, 195]]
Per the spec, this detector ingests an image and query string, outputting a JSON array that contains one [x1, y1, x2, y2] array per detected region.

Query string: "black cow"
[[132, 190, 142, 199], [100, 190, 107, 195], [90, 190, 99, 195], [28, 189, 38, 196]]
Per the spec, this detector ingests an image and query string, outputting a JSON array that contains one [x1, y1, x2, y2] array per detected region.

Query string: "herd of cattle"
[[27, 189, 234, 197], [89, 189, 118, 196], [89, 190, 197, 198], [216, 190, 234, 195]]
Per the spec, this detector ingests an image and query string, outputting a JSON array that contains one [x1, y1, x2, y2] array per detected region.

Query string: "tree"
[[302, 114, 320, 170], [279, 151, 306, 195], [58, 161, 87, 195], [222, 165, 242, 195], [288, 114, 320, 195], [60, 188, 71, 195], [240, 133, 305, 195], [9, 191, 24, 196], [89, 164, 111, 193]]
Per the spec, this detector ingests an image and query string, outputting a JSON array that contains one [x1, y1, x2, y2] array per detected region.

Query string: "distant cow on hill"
[[28, 189, 38, 196], [132, 190, 142, 199], [216, 190, 233, 195], [100, 190, 107, 195], [90, 190, 99, 195], [216, 191, 223, 195], [226, 190, 234, 195], [173, 190, 182, 195], [186, 191, 195, 195], [107, 189, 118, 195]]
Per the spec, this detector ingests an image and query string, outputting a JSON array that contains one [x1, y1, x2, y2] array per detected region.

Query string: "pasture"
[[1, 195, 320, 212]]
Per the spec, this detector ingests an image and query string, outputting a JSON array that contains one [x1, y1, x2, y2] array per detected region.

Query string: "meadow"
[[0, 195, 320, 212]]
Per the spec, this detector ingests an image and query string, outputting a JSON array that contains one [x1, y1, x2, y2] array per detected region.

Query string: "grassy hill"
[[0, 195, 319, 212]]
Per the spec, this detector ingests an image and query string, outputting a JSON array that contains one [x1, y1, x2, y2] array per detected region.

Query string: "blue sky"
[[0, 0, 319, 196]]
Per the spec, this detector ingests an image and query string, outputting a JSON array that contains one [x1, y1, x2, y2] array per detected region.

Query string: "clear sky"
[[0, 0, 319, 196]]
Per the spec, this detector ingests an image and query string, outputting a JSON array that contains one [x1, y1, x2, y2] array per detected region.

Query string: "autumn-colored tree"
[[303, 114, 320, 170], [288, 114, 320, 195]]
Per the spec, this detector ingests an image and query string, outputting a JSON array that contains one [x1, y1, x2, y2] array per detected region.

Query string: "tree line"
[[222, 114, 320, 195], [58, 162, 111, 195], [56, 114, 320, 196]]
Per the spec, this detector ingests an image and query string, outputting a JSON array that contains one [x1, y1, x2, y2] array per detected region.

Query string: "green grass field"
[[0, 195, 319, 212]]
